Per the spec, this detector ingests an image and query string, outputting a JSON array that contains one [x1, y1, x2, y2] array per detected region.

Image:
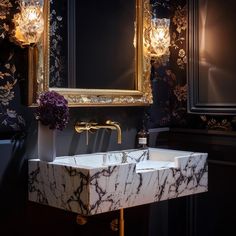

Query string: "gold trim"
[[28, 47, 35, 105], [30, 0, 152, 107], [42, 0, 50, 93], [51, 88, 143, 95], [28, 0, 50, 106]]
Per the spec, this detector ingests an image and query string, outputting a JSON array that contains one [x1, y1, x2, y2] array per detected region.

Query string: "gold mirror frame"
[[29, 0, 152, 107]]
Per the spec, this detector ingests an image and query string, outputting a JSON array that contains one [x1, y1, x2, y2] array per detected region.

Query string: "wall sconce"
[[149, 17, 170, 59], [12, 0, 44, 47]]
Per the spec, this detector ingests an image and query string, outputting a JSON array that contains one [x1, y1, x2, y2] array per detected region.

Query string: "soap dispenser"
[[137, 118, 149, 148], [137, 128, 149, 148]]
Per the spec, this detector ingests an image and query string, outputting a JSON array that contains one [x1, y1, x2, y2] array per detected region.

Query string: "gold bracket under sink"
[[76, 208, 125, 236]]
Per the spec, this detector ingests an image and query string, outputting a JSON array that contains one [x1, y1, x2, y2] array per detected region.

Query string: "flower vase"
[[38, 122, 56, 162]]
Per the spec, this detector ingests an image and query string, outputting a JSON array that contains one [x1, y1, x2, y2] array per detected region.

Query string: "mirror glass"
[[50, 0, 136, 90], [30, 0, 152, 107]]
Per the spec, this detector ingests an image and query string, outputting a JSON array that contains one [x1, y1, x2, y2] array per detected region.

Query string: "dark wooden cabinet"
[[1, 201, 151, 236], [160, 129, 236, 236]]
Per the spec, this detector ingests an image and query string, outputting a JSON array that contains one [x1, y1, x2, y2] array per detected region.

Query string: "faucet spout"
[[74, 120, 122, 144], [105, 120, 122, 144]]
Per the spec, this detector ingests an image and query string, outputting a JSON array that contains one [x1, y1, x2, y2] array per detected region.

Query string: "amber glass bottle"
[[137, 126, 149, 148]]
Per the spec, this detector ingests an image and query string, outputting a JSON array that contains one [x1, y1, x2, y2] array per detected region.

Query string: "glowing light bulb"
[[149, 18, 170, 58], [26, 7, 38, 21], [12, 0, 44, 46]]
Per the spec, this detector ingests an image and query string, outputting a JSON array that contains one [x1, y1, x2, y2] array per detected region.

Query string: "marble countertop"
[[28, 148, 208, 216]]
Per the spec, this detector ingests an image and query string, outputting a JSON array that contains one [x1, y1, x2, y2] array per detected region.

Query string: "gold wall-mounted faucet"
[[74, 120, 122, 144]]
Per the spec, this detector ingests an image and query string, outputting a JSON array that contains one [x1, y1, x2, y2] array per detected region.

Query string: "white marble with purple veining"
[[28, 148, 208, 215]]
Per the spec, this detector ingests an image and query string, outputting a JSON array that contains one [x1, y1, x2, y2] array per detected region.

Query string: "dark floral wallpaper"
[[148, 0, 236, 131], [0, 0, 27, 135], [0, 0, 236, 136], [148, 0, 188, 128]]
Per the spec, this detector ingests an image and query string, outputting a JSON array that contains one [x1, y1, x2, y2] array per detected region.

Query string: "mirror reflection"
[[50, 0, 136, 90], [31, 0, 152, 107]]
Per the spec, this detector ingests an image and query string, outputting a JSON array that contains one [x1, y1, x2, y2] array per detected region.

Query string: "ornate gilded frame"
[[29, 0, 152, 107]]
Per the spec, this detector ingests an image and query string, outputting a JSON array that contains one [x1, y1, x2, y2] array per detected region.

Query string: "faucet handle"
[[106, 120, 119, 125], [75, 121, 97, 127], [75, 121, 85, 133], [75, 121, 97, 133], [88, 122, 98, 126], [76, 121, 87, 125]]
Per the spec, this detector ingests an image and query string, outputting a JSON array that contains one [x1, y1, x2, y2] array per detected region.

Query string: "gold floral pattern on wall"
[[0, 0, 27, 133], [172, 5, 187, 33], [0, 50, 25, 131], [173, 84, 187, 102], [148, 0, 188, 128], [0, 0, 13, 40], [200, 116, 232, 131], [171, 5, 187, 70], [0, 0, 12, 18], [148, 0, 236, 131]]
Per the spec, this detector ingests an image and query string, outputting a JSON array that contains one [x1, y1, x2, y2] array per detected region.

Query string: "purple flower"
[[35, 91, 69, 130]]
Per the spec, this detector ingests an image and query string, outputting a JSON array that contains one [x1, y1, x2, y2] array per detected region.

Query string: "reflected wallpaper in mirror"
[[49, 0, 68, 88], [36, 0, 152, 107], [50, 0, 136, 90]]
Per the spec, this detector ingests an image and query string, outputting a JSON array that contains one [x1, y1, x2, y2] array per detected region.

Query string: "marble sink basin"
[[28, 148, 208, 216]]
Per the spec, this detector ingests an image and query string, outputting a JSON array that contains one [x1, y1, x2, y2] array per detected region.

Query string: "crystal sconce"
[[149, 17, 170, 59], [134, 2, 171, 64], [12, 0, 44, 47]]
